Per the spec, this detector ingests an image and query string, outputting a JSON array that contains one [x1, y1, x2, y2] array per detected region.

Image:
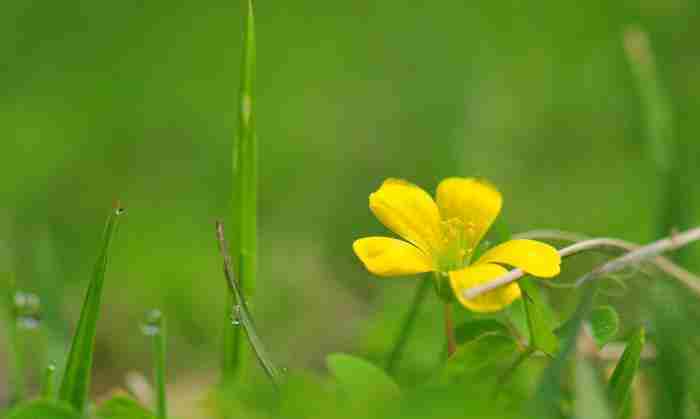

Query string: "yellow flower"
[[353, 178, 561, 312]]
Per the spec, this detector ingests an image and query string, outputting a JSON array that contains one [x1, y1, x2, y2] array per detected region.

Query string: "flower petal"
[[449, 263, 521, 312], [353, 237, 433, 277], [475, 239, 561, 278], [436, 178, 502, 252], [369, 178, 443, 255]]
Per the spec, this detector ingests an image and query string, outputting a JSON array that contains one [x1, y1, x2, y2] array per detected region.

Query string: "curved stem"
[[385, 277, 430, 374]]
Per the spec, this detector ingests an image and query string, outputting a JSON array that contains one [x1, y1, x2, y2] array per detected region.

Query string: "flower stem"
[[385, 277, 430, 375], [444, 302, 456, 357]]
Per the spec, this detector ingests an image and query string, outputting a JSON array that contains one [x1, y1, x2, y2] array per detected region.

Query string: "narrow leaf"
[[608, 328, 645, 419], [224, 0, 257, 382], [58, 206, 124, 412], [520, 278, 559, 355], [589, 306, 619, 348]]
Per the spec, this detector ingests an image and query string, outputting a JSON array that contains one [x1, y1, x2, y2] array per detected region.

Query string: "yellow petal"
[[369, 178, 443, 255], [449, 263, 521, 312], [353, 237, 433, 277], [436, 177, 502, 252], [476, 239, 561, 278]]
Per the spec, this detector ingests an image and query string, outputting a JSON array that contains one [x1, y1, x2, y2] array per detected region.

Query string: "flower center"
[[435, 218, 473, 272]]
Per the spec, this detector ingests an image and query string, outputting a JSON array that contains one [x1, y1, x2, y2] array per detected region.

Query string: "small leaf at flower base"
[[4, 400, 81, 419], [589, 306, 620, 349], [575, 360, 613, 419], [326, 353, 400, 406], [454, 319, 510, 345], [95, 396, 156, 419], [440, 333, 519, 389], [608, 328, 645, 419], [519, 278, 559, 356]]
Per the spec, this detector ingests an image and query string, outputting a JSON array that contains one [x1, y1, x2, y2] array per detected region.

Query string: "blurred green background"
[[1, 0, 698, 414]]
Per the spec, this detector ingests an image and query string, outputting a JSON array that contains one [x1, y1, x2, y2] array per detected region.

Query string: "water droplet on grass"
[[141, 309, 163, 336]]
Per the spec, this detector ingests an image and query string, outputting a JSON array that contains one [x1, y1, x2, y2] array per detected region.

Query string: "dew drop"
[[13, 291, 42, 329], [141, 309, 162, 336], [231, 305, 242, 326]]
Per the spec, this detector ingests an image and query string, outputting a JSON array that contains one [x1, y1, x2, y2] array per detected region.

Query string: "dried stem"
[[514, 230, 700, 287], [463, 226, 700, 300], [216, 221, 282, 388]]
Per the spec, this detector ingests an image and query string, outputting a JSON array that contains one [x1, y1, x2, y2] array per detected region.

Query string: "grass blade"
[[58, 205, 124, 412], [41, 363, 56, 399], [224, 0, 257, 383], [608, 328, 645, 419], [385, 277, 430, 375]]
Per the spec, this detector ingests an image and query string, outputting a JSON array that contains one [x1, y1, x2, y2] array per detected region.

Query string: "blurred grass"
[[1, 0, 699, 411]]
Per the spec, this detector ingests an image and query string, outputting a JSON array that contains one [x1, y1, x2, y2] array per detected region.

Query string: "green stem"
[[444, 302, 456, 358], [41, 364, 56, 399], [225, 0, 257, 383], [58, 205, 124, 412], [147, 311, 168, 419], [4, 278, 25, 405], [385, 277, 430, 375]]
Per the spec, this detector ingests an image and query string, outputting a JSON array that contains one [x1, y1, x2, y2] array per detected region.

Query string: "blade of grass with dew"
[[142, 310, 167, 419], [216, 222, 283, 387], [224, 0, 257, 383], [58, 205, 124, 412]]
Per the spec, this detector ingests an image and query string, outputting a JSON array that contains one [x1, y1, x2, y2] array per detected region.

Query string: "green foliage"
[[454, 319, 510, 345], [439, 333, 518, 388], [519, 279, 559, 356], [326, 353, 400, 407], [58, 208, 124, 412], [94, 396, 155, 419], [608, 328, 645, 419], [589, 306, 620, 349], [4, 400, 81, 419]]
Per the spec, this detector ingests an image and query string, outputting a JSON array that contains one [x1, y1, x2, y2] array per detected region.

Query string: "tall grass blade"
[[58, 205, 124, 412], [41, 364, 56, 399], [385, 276, 430, 375], [224, 0, 257, 383]]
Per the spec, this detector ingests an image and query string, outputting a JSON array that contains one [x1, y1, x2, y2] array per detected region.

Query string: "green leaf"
[[326, 353, 400, 405], [224, 0, 258, 383], [589, 306, 619, 348], [520, 278, 559, 355], [454, 319, 510, 345], [58, 207, 124, 412], [441, 333, 518, 387], [608, 328, 645, 419], [4, 400, 81, 419], [95, 396, 156, 419], [575, 361, 613, 419]]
